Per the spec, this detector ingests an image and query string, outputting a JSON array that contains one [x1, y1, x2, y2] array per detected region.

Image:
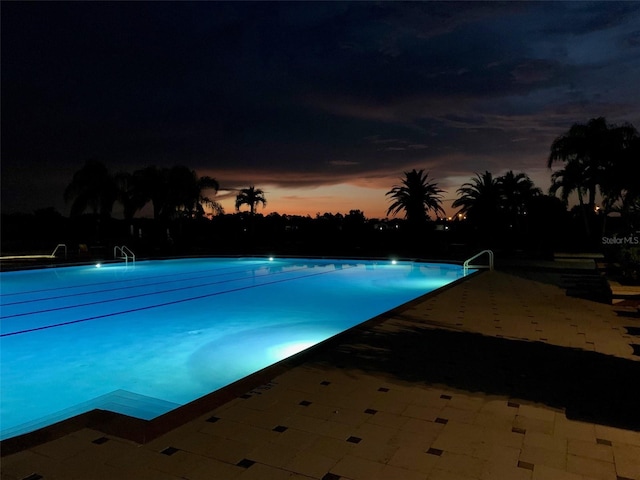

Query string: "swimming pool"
[[0, 257, 470, 440]]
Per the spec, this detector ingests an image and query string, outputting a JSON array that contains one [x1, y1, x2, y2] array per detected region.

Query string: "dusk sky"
[[2, 2, 639, 219]]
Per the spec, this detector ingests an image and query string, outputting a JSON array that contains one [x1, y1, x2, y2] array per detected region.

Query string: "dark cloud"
[[2, 1, 639, 217], [537, 1, 640, 36]]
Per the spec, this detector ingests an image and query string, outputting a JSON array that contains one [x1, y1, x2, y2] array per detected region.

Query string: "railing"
[[0, 244, 67, 261], [51, 244, 67, 259], [113, 245, 136, 265], [463, 249, 494, 274]]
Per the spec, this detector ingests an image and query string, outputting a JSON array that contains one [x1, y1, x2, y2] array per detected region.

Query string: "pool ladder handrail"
[[114, 245, 136, 265], [463, 249, 494, 274], [51, 244, 67, 259]]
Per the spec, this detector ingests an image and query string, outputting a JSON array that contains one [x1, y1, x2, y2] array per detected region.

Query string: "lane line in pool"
[[0, 260, 272, 298], [1, 264, 360, 337], [1, 264, 314, 307]]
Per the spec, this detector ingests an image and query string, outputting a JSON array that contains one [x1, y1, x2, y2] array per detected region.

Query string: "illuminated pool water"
[[0, 257, 470, 440]]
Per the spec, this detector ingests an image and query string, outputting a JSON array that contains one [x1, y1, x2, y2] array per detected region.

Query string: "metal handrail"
[[113, 245, 135, 265], [121, 245, 135, 262], [0, 244, 67, 261], [463, 249, 494, 273], [51, 244, 67, 258]]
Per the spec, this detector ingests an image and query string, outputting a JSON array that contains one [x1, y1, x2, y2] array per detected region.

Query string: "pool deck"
[[2, 263, 640, 480]]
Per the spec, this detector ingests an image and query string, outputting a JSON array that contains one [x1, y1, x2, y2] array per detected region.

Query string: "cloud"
[[329, 160, 360, 166], [511, 59, 563, 85], [1, 2, 639, 218]]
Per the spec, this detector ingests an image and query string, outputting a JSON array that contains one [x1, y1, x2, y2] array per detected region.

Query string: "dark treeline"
[[0, 204, 579, 261], [1, 117, 639, 277]]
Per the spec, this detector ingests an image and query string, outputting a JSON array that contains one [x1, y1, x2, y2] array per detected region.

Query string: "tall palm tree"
[[497, 171, 541, 231], [548, 117, 617, 211], [64, 160, 117, 217], [164, 165, 201, 219], [549, 161, 591, 237], [386, 169, 445, 226], [197, 175, 224, 218], [114, 171, 148, 221], [620, 133, 640, 230], [235, 186, 267, 215], [165, 166, 223, 219], [131, 165, 167, 219], [497, 171, 541, 213], [598, 124, 640, 221], [452, 171, 501, 225], [132, 165, 222, 220], [549, 117, 640, 237], [549, 162, 587, 206]]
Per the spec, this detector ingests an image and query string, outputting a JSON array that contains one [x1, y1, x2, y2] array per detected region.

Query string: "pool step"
[[92, 389, 181, 420], [0, 390, 180, 441]]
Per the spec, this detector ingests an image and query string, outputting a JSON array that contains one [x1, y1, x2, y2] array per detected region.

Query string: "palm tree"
[[549, 161, 592, 237], [620, 133, 640, 230], [547, 117, 612, 211], [64, 160, 117, 217], [386, 169, 445, 226], [131, 165, 167, 219], [497, 171, 541, 231], [165, 166, 222, 218], [235, 186, 267, 215], [598, 123, 640, 228], [114, 171, 148, 221], [452, 171, 501, 225], [164, 166, 200, 219], [549, 162, 587, 205], [549, 117, 640, 237], [132, 165, 222, 220], [196, 175, 224, 218], [498, 171, 541, 213]]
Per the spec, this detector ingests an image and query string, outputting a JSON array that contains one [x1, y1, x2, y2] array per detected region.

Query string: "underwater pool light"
[[268, 340, 317, 361]]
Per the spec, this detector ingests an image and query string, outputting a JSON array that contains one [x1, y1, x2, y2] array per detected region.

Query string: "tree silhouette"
[[548, 117, 639, 237], [620, 134, 640, 230], [497, 170, 541, 231], [453, 170, 543, 244], [130, 165, 167, 220], [549, 161, 591, 236], [235, 186, 267, 215], [598, 123, 640, 231], [386, 169, 445, 227], [452, 171, 501, 224], [197, 175, 224, 218], [64, 160, 117, 217], [114, 171, 147, 221], [130, 165, 222, 220], [164, 166, 221, 219], [547, 117, 612, 211]]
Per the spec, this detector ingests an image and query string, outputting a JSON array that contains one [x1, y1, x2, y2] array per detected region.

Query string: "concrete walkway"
[[2, 269, 640, 480]]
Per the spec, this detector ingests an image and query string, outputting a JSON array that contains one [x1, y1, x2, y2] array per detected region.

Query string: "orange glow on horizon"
[[201, 166, 553, 220], [209, 183, 462, 220]]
